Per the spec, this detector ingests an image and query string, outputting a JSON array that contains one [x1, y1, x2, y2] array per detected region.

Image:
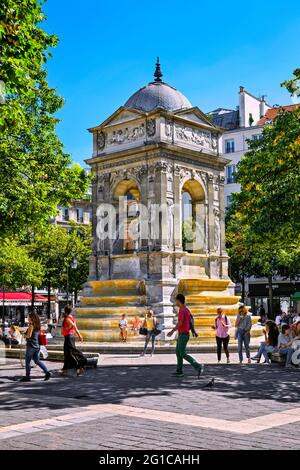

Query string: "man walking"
[[167, 294, 204, 377]]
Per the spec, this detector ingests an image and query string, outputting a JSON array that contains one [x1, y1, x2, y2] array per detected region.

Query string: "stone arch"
[[180, 176, 206, 202], [112, 178, 141, 253], [112, 177, 141, 202], [181, 178, 206, 253]]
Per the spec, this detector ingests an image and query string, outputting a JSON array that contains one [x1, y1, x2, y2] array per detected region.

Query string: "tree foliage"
[[0, 238, 44, 289], [29, 223, 91, 293], [281, 68, 300, 98], [0, 0, 90, 236], [226, 105, 300, 284]]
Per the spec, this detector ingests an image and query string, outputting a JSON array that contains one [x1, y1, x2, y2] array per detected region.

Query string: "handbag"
[[152, 328, 161, 337], [40, 345, 49, 359], [139, 327, 148, 336]]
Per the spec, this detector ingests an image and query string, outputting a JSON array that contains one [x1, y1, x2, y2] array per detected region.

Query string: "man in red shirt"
[[167, 294, 204, 377]]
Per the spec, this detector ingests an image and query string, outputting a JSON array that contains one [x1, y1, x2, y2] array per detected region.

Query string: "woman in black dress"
[[61, 306, 87, 376]]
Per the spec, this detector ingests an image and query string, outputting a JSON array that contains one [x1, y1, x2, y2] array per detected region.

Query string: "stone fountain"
[[75, 60, 261, 343]]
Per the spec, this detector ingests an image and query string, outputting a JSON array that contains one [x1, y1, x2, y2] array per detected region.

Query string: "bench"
[[269, 349, 300, 366]]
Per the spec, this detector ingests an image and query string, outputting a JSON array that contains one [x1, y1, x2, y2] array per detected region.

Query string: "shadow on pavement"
[[0, 363, 299, 414]]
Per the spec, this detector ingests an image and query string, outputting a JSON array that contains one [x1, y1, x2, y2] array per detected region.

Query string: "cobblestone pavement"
[[0, 355, 300, 450]]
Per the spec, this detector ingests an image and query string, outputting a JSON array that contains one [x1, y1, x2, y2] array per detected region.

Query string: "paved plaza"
[[0, 354, 300, 450]]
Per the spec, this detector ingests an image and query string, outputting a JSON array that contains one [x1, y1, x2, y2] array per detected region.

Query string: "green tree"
[[0, 238, 44, 318], [281, 68, 300, 97], [0, 238, 44, 289], [30, 223, 91, 316], [182, 216, 195, 252], [226, 99, 300, 317], [0, 0, 90, 237], [66, 224, 92, 304]]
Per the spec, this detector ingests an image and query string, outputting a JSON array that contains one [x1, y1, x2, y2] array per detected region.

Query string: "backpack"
[[189, 313, 198, 338], [215, 316, 229, 328]]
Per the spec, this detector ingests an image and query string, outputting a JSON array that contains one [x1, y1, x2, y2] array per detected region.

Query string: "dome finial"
[[154, 57, 163, 82]]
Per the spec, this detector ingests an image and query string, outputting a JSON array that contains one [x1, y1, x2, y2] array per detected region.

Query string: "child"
[[119, 314, 128, 342], [132, 316, 141, 336]]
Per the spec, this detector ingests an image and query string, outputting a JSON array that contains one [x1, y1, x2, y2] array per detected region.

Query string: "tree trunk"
[[31, 285, 35, 311], [268, 274, 273, 319], [47, 280, 51, 319]]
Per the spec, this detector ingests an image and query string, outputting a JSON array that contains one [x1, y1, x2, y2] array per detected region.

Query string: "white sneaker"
[[218, 360, 221, 364]]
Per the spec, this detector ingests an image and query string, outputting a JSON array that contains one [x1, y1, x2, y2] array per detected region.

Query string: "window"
[[251, 134, 262, 141], [76, 207, 84, 223], [61, 207, 69, 221], [226, 195, 233, 208], [225, 139, 235, 153], [226, 165, 236, 184]]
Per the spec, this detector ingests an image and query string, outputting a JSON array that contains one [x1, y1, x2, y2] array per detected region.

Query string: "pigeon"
[[203, 378, 215, 388]]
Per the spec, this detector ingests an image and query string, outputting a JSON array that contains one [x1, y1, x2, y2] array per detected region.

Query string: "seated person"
[[251, 320, 279, 363], [3, 325, 21, 348], [0, 324, 9, 342], [290, 320, 300, 337], [277, 324, 299, 367]]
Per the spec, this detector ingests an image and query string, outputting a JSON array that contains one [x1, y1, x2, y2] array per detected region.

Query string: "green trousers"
[[176, 333, 200, 373]]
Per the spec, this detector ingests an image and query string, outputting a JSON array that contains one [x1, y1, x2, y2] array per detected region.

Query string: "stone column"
[[207, 173, 215, 278], [138, 166, 150, 252], [145, 159, 176, 338], [218, 174, 230, 279], [219, 175, 226, 254], [173, 165, 182, 252]]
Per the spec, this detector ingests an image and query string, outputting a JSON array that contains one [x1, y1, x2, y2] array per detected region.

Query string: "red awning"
[[0, 292, 47, 302]]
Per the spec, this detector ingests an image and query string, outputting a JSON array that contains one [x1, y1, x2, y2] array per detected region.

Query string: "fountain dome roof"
[[124, 58, 192, 112]]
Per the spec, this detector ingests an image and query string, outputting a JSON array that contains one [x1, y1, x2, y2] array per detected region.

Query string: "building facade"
[[210, 87, 271, 208], [211, 90, 299, 315]]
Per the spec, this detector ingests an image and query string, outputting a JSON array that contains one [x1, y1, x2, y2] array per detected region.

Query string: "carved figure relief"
[[175, 124, 213, 150], [146, 118, 156, 137], [165, 119, 173, 138], [211, 133, 218, 150], [167, 200, 174, 248], [97, 131, 106, 151], [213, 208, 221, 253], [109, 123, 145, 145]]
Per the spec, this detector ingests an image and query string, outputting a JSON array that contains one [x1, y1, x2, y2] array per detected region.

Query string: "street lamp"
[[66, 258, 78, 306]]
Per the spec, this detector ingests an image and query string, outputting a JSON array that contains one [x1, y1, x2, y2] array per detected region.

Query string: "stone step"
[[74, 306, 147, 318], [88, 279, 146, 295], [79, 325, 262, 342], [178, 278, 230, 293], [190, 306, 241, 314], [186, 295, 240, 305], [75, 315, 259, 329], [79, 295, 147, 306]]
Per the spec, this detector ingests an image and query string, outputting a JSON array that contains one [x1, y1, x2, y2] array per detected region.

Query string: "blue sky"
[[43, 0, 300, 165]]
